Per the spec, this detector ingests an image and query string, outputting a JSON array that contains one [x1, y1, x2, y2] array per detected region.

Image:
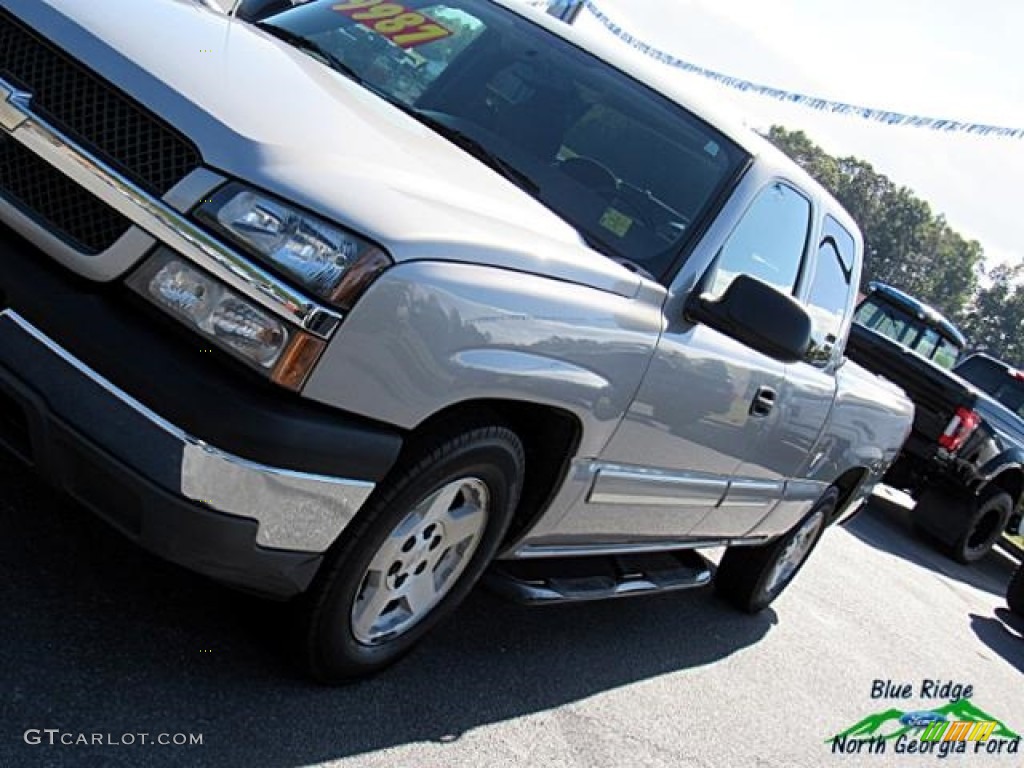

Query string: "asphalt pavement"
[[1, 451, 1020, 767]]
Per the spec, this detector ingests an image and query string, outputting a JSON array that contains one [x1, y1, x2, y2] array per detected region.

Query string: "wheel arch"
[[980, 466, 1023, 510], [402, 398, 583, 549], [826, 466, 872, 525]]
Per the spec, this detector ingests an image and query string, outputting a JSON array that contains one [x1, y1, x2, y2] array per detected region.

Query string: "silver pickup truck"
[[0, 0, 912, 680]]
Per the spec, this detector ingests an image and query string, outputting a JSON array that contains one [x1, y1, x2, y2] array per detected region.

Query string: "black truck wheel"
[[716, 487, 839, 613], [912, 486, 1013, 565], [297, 426, 524, 683], [1008, 564, 1024, 616]]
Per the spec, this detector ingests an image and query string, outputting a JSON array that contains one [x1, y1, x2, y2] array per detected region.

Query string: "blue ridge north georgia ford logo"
[[828, 680, 1020, 759]]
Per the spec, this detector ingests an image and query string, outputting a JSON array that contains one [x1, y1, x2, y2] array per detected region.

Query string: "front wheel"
[[715, 487, 838, 613], [298, 426, 524, 683]]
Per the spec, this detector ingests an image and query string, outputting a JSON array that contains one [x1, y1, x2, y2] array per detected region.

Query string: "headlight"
[[148, 258, 287, 366], [128, 249, 325, 391], [196, 183, 391, 309]]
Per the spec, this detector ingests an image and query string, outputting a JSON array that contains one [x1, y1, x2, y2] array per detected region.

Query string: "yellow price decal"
[[333, 1, 452, 48]]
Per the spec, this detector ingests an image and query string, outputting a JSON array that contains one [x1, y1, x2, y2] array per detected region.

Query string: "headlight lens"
[[136, 254, 288, 367], [128, 250, 325, 390], [196, 183, 390, 309]]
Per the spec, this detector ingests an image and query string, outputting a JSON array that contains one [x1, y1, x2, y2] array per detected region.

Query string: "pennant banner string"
[[566, 0, 1024, 139]]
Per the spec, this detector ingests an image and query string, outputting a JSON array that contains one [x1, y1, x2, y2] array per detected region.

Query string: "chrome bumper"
[[0, 310, 374, 553]]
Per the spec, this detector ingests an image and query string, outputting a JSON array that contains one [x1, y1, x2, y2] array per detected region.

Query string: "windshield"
[[954, 357, 1024, 418], [249, 0, 747, 278], [854, 296, 963, 369]]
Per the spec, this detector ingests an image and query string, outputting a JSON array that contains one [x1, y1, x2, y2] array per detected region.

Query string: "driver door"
[[591, 181, 815, 541]]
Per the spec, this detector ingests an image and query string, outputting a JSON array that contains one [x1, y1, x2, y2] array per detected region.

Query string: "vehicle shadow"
[[968, 610, 1023, 674], [844, 496, 1019, 598], [0, 455, 775, 768]]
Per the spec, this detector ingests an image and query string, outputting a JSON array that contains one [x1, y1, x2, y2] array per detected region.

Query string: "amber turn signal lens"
[[330, 249, 392, 310], [271, 332, 327, 391]]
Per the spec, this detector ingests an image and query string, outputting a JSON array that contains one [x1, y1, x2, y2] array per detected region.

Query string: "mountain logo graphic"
[[828, 699, 1020, 743]]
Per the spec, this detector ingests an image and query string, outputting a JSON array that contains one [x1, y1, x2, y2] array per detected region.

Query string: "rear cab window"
[[932, 338, 961, 369], [854, 299, 917, 345], [854, 295, 964, 369]]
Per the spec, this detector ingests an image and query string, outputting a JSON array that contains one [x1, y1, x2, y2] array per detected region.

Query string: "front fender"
[[451, 349, 620, 420], [301, 261, 664, 457]]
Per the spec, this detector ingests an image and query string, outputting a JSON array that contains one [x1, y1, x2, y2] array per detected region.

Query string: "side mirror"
[[686, 275, 812, 363]]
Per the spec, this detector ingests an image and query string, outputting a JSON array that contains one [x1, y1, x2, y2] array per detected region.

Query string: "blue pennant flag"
[[578, 0, 1024, 139]]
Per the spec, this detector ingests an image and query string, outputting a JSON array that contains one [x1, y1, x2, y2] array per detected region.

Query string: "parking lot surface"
[[1, 455, 1020, 767]]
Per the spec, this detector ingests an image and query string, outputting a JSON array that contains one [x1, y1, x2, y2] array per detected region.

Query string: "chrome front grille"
[[0, 9, 201, 252], [0, 136, 133, 253]]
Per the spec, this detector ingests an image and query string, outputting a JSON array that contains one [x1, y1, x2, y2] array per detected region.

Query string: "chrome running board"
[[485, 550, 713, 604]]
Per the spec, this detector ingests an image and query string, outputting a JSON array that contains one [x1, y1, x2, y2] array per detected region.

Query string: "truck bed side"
[[845, 323, 973, 453]]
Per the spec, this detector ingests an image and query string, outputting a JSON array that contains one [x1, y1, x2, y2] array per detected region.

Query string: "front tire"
[[298, 426, 524, 683], [715, 487, 838, 613]]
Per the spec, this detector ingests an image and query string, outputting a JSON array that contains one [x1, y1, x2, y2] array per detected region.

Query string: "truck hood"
[[17, 0, 641, 297]]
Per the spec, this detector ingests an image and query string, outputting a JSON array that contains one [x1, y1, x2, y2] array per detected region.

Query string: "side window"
[[805, 217, 855, 366], [708, 182, 811, 298]]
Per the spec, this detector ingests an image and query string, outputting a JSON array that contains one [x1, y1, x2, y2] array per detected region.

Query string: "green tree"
[[960, 263, 1024, 365]]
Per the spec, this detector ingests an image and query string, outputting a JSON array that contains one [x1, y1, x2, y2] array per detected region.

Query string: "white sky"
[[569, 0, 1024, 270]]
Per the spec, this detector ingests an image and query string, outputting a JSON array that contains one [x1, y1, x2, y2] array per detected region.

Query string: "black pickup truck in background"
[[846, 283, 1024, 563]]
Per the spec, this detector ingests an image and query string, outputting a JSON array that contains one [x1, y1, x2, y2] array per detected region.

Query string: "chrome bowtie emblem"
[[0, 78, 33, 132]]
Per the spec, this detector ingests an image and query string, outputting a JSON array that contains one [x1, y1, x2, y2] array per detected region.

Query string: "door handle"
[[750, 385, 777, 417]]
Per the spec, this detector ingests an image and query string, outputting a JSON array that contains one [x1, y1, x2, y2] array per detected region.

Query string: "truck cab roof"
[[865, 282, 967, 348]]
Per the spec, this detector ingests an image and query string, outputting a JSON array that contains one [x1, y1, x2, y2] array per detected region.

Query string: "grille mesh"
[[0, 10, 201, 252], [0, 137, 133, 254]]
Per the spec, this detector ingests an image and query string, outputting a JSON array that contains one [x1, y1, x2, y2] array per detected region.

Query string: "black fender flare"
[[972, 449, 1024, 509]]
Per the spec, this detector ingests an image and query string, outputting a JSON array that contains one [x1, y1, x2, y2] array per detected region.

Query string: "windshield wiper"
[[402, 110, 540, 196], [254, 22, 363, 84], [254, 23, 537, 196]]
